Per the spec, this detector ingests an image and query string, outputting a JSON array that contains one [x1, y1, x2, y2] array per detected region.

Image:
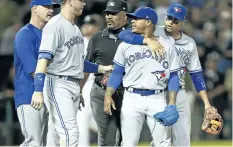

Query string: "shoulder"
[[15, 26, 35, 42], [43, 14, 63, 31], [181, 32, 196, 46], [158, 36, 174, 51], [118, 42, 134, 50]]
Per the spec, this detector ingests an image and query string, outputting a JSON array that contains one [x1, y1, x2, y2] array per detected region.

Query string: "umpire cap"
[[30, 0, 61, 8], [103, 0, 128, 13]]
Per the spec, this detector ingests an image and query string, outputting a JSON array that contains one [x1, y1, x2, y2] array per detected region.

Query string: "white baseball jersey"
[[155, 27, 202, 87], [39, 14, 85, 79], [113, 36, 180, 90]]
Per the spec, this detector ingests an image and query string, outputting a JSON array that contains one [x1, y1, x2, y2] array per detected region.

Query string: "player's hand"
[[98, 65, 113, 74], [104, 96, 116, 115], [31, 92, 44, 110], [78, 94, 85, 111], [143, 38, 165, 57]]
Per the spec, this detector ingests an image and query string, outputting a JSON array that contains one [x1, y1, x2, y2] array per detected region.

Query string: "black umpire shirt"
[[85, 24, 128, 82]]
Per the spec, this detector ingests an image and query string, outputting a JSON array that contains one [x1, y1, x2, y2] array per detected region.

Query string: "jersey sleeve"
[[14, 30, 37, 74], [85, 36, 95, 62], [113, 43, 126, 67], [187, 40, 202, 73], [169, 45, 181, 73], [39, 24, 60, 57]]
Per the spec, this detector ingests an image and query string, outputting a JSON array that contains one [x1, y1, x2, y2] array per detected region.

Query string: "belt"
[[47, 74, 81, 83], [126, 87, 163, 96]]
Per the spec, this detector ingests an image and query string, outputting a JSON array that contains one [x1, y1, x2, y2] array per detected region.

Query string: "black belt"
[[126, 87, 163, 96], [47, 74, 81, 83]]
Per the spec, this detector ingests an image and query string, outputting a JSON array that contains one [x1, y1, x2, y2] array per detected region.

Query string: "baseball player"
[[104, 7, 181, 146], [30, 0, 112, 146], [118, 3, 223, 146], [14, 0, 60, 146]]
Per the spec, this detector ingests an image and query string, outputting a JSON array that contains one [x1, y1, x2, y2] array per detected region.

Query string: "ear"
[[31, 6, 37, 13], [68, 0, 72, 6], [146, 20, 152, 27]]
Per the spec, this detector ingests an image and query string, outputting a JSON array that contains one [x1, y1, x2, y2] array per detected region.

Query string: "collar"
[[101, 23, 129, 38]]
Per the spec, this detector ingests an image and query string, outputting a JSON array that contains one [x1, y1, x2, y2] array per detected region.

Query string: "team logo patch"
[[173, 7, 182, 13], [108, 2, 115, 6], [179, 67, 187, 77], [151, 71, 166, 81]]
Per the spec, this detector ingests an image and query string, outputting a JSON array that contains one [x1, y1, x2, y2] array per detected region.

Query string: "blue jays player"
[[104, 7, 181, 146], [118, 3, 221, 146], [14, 0, 60, 146], [30, 0, 112, 146]]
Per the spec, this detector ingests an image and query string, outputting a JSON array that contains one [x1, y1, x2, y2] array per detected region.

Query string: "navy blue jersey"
[[14, 24, 42, 107]]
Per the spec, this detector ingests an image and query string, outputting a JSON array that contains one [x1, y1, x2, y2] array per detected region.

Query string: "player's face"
[[105, 11, 127, 30], [131, 18, 147, 34], [70, 0, 86, 16], [164, 15, 183, 33], [35, 5, 54, 23]]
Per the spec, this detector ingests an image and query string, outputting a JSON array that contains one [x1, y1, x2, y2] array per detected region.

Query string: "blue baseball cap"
[[166, 3, 186, 21], [30, 0, 61, 8], [126, 6, 158, 25]]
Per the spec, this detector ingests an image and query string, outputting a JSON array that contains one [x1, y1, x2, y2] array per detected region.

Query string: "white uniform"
[[39, 14, 85, 146], [76, 36, 97, 146], [113, 37, 181, 146], [155, 26, 202, 146]]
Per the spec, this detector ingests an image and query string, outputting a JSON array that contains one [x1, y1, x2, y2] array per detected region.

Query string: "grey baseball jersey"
[[155, 26, 202, 87], [113, 36, 180, 90], [39, 14, 85, 79]]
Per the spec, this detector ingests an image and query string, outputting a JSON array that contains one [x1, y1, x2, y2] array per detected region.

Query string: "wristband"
[[34, 73, 46, 92]]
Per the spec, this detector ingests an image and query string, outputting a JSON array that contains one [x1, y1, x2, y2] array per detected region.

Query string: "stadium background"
[[0, 0, 232, 146]]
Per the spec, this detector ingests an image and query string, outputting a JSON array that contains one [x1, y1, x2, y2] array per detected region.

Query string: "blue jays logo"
[[151, 71, 166, 81], [179, 67, 187, 77], [173, 7, 182, 13]]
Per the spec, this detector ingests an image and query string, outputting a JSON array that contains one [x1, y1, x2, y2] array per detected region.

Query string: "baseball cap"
[[30, 0, 61, 8], [103, 0, 128, 13], [166, 3, 186, 21], [126, 6, 158, 25]]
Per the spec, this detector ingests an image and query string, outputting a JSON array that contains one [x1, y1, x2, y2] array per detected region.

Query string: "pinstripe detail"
[[113, 60, 125, 67], [49, 78, 69, 146]]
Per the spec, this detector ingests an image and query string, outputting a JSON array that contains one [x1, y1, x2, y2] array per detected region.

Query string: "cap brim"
[[103, 9, 121, 14], [166, 13, 184, 21], [126, 13, 139, 19], [52, 4, 60, 8]]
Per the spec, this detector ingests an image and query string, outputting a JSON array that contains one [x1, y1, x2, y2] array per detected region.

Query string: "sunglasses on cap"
[[166, 15, 181, 24]]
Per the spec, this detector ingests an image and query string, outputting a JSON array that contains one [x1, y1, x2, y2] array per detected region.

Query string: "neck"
[[143, 28, 154, 38], [61, 6, 75, 24], [29, 16, 46, 30], [169, 31, 181, 40]]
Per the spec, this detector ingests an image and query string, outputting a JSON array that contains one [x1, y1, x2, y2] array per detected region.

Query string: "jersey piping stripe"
[[113, 60, 125, 67], [189, 69, 202, 73], [49, 78, 69, 146], [170, 68, 180, 73], [39, 50, 55, 56]]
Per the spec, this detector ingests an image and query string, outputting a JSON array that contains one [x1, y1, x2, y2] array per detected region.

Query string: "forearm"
[[167, 72, 179, 105], [84, 60, 99, 73], [35, 59, 49, 74], [168, 91, 177, 105], [198, 90, 211, 109], [105, 87, 116, 97]]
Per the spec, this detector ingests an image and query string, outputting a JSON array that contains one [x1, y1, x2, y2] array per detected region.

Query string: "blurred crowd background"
[[0, 0, 232, 145]]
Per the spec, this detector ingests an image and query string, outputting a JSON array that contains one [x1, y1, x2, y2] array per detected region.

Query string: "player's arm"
[[14, 30, 38, 77], [187, 40, 211, 109], [104, 63, 124, 115], [118, 29, 164, 56], [167, 71, 179, 104], [83, 60, 113, 73], [31, 24, 60, 110]]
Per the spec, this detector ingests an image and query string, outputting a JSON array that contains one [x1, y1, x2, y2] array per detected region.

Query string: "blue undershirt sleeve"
[[190, 71, 207, 93], [168, 71, 180, 92], [83, 60, 99, 73], [118, 29, 144, 45], [107, 63, 125, 90]]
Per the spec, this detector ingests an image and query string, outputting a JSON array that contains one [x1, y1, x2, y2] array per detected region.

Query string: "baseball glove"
[[153, 105, 179, 126], [201, 106, 223, 135]]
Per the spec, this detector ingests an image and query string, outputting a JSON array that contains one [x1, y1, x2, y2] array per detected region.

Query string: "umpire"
[[85, 0, 128, 146]]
